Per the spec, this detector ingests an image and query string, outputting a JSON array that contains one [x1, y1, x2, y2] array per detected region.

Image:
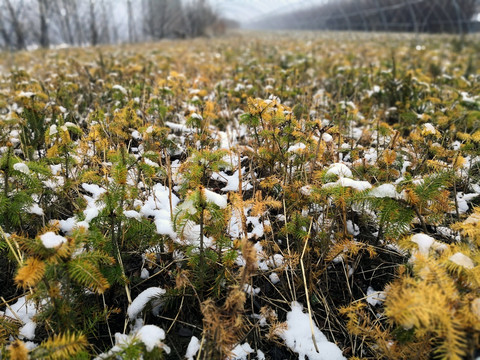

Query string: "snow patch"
[[3, 296, 37, 340], [124, 210, 142, 221], [269, 272, 280, 284], [136, 325, 169, 352], [326, 163, 352, 178], [13, 162, 30, 175], [366, 286, 386, 306], [127, 287, 166, 320], [229, 343, 254, 360], [411, 233, 447, 256], [112, 85, 128, 95], [40, 232, 67, 248], [411, 233, 434, 256], [204, 189, 227, 208], [277, 302, 346, 360], [28, 203, 44, 216], [449, 252, 475, 269], [369, 184, 399, 198], [288, 143, 306, 153], [185, 336, 200, 360], [323, 177, 372, 191]]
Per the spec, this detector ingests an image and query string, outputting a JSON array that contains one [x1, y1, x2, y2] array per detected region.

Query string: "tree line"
[[0, 0, 226, 51]]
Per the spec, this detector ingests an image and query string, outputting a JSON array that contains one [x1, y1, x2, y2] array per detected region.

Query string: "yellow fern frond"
[[33, 332, 88, 359], [383, 149, 396, 166], [9, 339, 29, 360], [384, 254, 468, 360], [67, 259, 110, 294], [15, 257, 45, 288], [325, 239, 363, 262], [435, 319, 467, 360], [48, 237, 76, 264], [452, 207, 480, 246], [0, 316, 20, 345]]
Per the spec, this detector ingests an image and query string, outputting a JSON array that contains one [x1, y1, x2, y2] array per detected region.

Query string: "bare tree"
[[37, 0, 49, 47], [4, 0, 26, 49], [142, 0, 182, 39], [0, 3, 13, 49], [182, 0, 218, 38], [53, 0, 75, 44], [0, 0, 224, 50], [98, 0, 111, 44], [89, 0, 98, 45], [127, 0, 136, 43]]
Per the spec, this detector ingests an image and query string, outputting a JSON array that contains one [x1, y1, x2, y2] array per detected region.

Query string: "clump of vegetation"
[[0, 31, 479, 359]]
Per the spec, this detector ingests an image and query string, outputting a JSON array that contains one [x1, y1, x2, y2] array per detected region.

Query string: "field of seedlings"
[[1, 31, 480, 359]]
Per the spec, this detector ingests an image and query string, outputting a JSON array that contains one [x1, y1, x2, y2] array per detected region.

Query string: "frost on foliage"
[[40, 232, 67, 248], [2, 296, 37, 340], [127, 287, 166, 320], [276, 302, 345, 360]]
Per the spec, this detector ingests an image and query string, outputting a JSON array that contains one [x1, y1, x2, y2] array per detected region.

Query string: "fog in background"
[[0, 0, 479, 51]]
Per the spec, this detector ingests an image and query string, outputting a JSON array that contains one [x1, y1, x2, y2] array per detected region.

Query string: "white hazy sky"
[[209, 0, 328, 22]]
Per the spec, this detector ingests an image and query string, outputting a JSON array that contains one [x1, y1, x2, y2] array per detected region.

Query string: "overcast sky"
[[208, 0, 328, 23]]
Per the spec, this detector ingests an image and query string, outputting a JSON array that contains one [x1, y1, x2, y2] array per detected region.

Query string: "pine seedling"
[[12, 229, 114, 335]]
